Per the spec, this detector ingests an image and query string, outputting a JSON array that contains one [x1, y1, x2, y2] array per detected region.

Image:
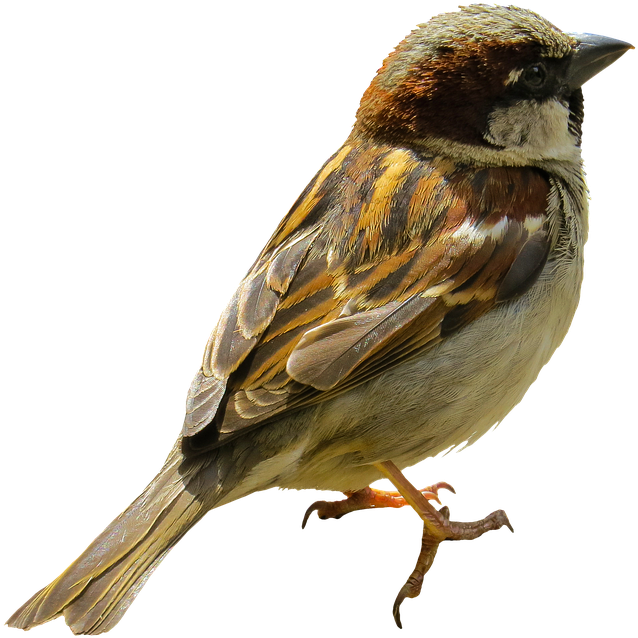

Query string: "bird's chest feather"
[[275, 257, 580, 492], [280, 172, 586, 492]]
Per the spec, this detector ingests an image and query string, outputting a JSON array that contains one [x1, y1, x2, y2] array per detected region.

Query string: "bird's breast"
[[279, 247, 583, 492]]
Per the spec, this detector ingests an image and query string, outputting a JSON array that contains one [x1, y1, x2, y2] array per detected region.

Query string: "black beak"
[[567, 33, 633, 89]]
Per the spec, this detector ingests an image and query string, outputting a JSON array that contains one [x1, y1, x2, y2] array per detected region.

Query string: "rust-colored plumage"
[[184, 141, 551, 447]]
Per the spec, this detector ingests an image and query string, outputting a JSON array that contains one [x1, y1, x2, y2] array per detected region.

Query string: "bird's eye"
[[522, 63, 547, 89]]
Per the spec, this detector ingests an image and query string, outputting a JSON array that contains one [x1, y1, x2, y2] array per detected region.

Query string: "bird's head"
[[354, 5, 632, 167]]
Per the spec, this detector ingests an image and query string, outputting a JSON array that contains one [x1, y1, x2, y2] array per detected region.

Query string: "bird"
[[6, 4, 632, 634]]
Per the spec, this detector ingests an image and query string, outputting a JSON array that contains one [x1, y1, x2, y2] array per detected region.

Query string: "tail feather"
[[7, 444, 221, 634]]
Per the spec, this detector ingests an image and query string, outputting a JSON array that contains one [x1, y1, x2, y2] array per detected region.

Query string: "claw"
[[301, 501, 319, 530], [496, 510, 514, 534], [301, 492, 353, 529], [393, 571, 427, 630], [438, 505, 450, 521], [393, 586, 407, 629], [430, 481, 456, 495], [418, 481, 455, 505]]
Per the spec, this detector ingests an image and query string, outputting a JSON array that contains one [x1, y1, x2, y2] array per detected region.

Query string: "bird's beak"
[[567, 33, 633, 89]]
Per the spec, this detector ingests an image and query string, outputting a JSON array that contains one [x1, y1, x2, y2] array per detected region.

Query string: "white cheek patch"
[[485, 99, 578, 162]]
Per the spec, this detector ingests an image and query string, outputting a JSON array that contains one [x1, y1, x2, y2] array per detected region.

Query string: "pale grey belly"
[[235, 254, 582, 496]]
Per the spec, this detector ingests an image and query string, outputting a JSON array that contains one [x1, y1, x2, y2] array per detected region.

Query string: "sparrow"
[[7, 4, 632, 634]]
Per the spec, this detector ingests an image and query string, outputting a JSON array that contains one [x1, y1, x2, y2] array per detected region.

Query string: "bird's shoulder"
[[182, 141, 552, 451]]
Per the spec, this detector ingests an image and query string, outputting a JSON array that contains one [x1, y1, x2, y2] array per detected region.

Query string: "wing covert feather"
[[287, 296, 437, 391], [183, 142, 551, 447]]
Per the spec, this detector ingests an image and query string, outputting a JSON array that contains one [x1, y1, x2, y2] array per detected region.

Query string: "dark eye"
[[522, 63, 548, 89]]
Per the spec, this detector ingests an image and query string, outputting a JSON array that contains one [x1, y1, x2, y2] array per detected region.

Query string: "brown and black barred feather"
[[183, 140, 551, 450]]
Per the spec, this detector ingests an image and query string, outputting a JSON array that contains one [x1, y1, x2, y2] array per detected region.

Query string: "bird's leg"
[[301, 461, 514, 628], [374, 460, 513, 629]]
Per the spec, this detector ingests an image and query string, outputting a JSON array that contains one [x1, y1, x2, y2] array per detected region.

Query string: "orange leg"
[[301, 461, 514, 628]]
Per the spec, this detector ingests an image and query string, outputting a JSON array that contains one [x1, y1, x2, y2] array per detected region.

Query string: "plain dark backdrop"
[[0, 3, 635, 638]]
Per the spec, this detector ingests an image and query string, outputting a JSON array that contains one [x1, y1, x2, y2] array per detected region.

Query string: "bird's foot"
[[301, 482, 454, 529], [376, 461, 514, 628], [301, 461, 514, 628], [392, 504, 513, 628]]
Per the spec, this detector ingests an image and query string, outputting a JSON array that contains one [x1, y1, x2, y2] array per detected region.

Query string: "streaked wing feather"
[[183, 371, 226, 435], [182, 143, 551, 448], [286, 295, 437, 390]]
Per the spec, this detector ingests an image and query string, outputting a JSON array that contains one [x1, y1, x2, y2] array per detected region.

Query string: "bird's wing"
[[183, 142, 551, 449]]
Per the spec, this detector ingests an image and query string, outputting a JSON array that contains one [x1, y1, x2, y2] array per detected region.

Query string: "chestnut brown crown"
[[354, 5, 632, 163]]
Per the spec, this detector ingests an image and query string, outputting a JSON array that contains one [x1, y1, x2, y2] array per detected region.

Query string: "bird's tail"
[[7, 442, 230, 635]]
